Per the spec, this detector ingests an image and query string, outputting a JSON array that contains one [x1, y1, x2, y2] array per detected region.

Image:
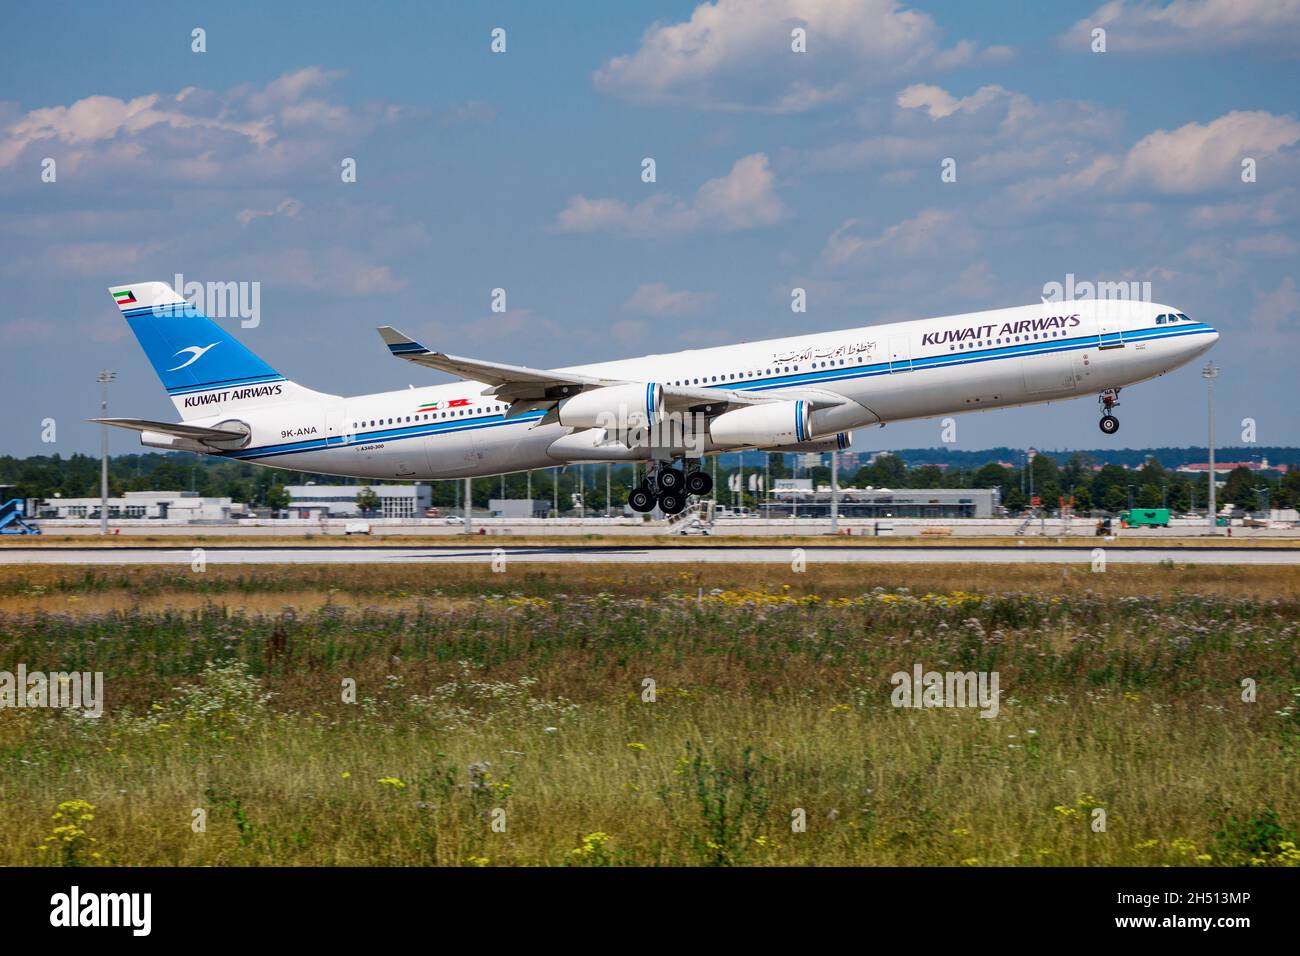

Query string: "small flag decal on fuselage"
[[113, 290, 137, 305], [417, 398, 470, 412]]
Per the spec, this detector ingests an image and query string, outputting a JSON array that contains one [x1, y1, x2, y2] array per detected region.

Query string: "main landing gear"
[[628, 459, 713, 516], [1098, 388, 1121, 435]]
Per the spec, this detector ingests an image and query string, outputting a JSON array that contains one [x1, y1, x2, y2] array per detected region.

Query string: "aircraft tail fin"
[[109, 282, 331, 419]]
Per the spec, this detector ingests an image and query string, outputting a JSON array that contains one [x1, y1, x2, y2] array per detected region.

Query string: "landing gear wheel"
[[658, 468, 685, 493], [685, 471, 712, 496], [658, 491, 686, 515], [628, 487, 654, 513], [1099, 414, 1120, 435]]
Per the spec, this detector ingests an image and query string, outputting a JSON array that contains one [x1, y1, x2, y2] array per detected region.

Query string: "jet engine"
[[557, 382, 662, 430]]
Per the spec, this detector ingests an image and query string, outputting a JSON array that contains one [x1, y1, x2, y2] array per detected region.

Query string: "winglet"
[[377, 326, 431, 358]]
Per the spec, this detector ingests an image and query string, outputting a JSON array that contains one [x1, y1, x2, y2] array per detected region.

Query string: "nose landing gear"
[[1098, 388, 1121, 434]]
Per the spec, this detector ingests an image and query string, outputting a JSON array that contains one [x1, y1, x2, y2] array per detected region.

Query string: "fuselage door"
[[889, 336, 912, 373], [326, 403, 348, 448], [1097, 316, 1125, 350]]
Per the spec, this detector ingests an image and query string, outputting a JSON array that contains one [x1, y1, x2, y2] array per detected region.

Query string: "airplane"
[[94, 281, 1218, 515]]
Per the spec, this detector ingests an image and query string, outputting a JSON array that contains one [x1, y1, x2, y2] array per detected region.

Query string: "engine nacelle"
[[708, 400, 821, 447], [557, 383, 662, 430], [768, 432, 852, 454]]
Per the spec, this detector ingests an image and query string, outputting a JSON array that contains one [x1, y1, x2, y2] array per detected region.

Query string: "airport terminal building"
[[761, 488, 999, 520]]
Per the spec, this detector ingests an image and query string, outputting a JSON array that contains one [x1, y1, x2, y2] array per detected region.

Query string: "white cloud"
[[593, 0, 998, 112], [623, 282, 719, 316], [554, 153, 786, 236], [820, 208, 977, 269], [805, 83, 1119, 180], [1059, 0, 1300, 54], [0, 92, 271, 170], [0, 67, 404, 182], [237, 197, 303, 227], [1118, 111, 1300, 193], [896, 83, 1010, 120], [1006, 111, 1300, 209]]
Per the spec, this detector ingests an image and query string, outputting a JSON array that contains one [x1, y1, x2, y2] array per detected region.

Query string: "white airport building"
[[36, 491, 244, 521], [285, 484, 432, 519]]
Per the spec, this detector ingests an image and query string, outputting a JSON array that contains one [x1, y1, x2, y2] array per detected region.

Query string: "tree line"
[[3, 449, 1297, 516]]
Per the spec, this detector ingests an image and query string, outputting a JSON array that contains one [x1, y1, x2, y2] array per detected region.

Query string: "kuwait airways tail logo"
[[167, 342, 220, 371]]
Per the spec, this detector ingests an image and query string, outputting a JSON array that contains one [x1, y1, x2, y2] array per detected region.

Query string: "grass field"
[[1, 563, 1296, 867]]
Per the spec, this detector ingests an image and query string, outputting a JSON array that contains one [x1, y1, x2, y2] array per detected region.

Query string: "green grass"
[[1, 564, 1297, 866]]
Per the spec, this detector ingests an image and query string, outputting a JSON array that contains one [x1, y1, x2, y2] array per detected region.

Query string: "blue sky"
[[2, 0, 1298, 458]]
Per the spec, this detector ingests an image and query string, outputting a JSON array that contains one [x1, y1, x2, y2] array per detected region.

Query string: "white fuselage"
[[201, 299, 1217, 479]]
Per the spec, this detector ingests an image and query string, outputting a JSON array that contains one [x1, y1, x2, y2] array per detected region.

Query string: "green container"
[[1121, 508, 1171, 527]]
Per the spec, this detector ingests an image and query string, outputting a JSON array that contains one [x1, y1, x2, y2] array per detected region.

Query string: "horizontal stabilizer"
[[90, 418, 250, 442]]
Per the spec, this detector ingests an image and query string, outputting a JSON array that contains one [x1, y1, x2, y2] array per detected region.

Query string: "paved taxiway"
[[3, 545, 1299, 565]]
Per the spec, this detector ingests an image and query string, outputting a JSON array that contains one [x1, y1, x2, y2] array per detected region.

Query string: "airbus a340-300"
[[95, 282, 1218, 515]]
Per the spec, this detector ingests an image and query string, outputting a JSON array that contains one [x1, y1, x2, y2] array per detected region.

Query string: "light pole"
[[97, 370, 115, 535], [830, 451, 839, 534], [1203, 362, 1218, 534], [463, 477, 472, 534], [1027, 447, 1036, 508]]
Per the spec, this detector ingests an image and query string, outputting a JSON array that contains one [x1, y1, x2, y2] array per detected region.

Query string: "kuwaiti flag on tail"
[[112, 289, 138, 308]]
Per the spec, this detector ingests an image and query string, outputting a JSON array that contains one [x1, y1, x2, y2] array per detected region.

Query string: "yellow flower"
[[625, 742, 647, 752], [341, 772, 351, 780], [377, 776, 406, 789]]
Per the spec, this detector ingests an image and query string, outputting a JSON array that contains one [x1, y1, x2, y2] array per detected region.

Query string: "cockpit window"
[[1156, 314, 1167, 324], [1177, 313, 1190, 322]]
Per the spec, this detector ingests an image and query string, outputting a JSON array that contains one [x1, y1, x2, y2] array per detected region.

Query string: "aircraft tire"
[[658, 468, 685, 492], [628, 487, 655, 513], [658, 491, 686, 515], [686, 471, 712, 496]]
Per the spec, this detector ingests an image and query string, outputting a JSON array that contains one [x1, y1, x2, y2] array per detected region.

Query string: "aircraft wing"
[[377, 326, 618, 397], [377, 326, 852, 421]]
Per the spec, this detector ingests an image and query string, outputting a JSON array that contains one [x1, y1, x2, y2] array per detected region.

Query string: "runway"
[[2, 544, 1298, 565]]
